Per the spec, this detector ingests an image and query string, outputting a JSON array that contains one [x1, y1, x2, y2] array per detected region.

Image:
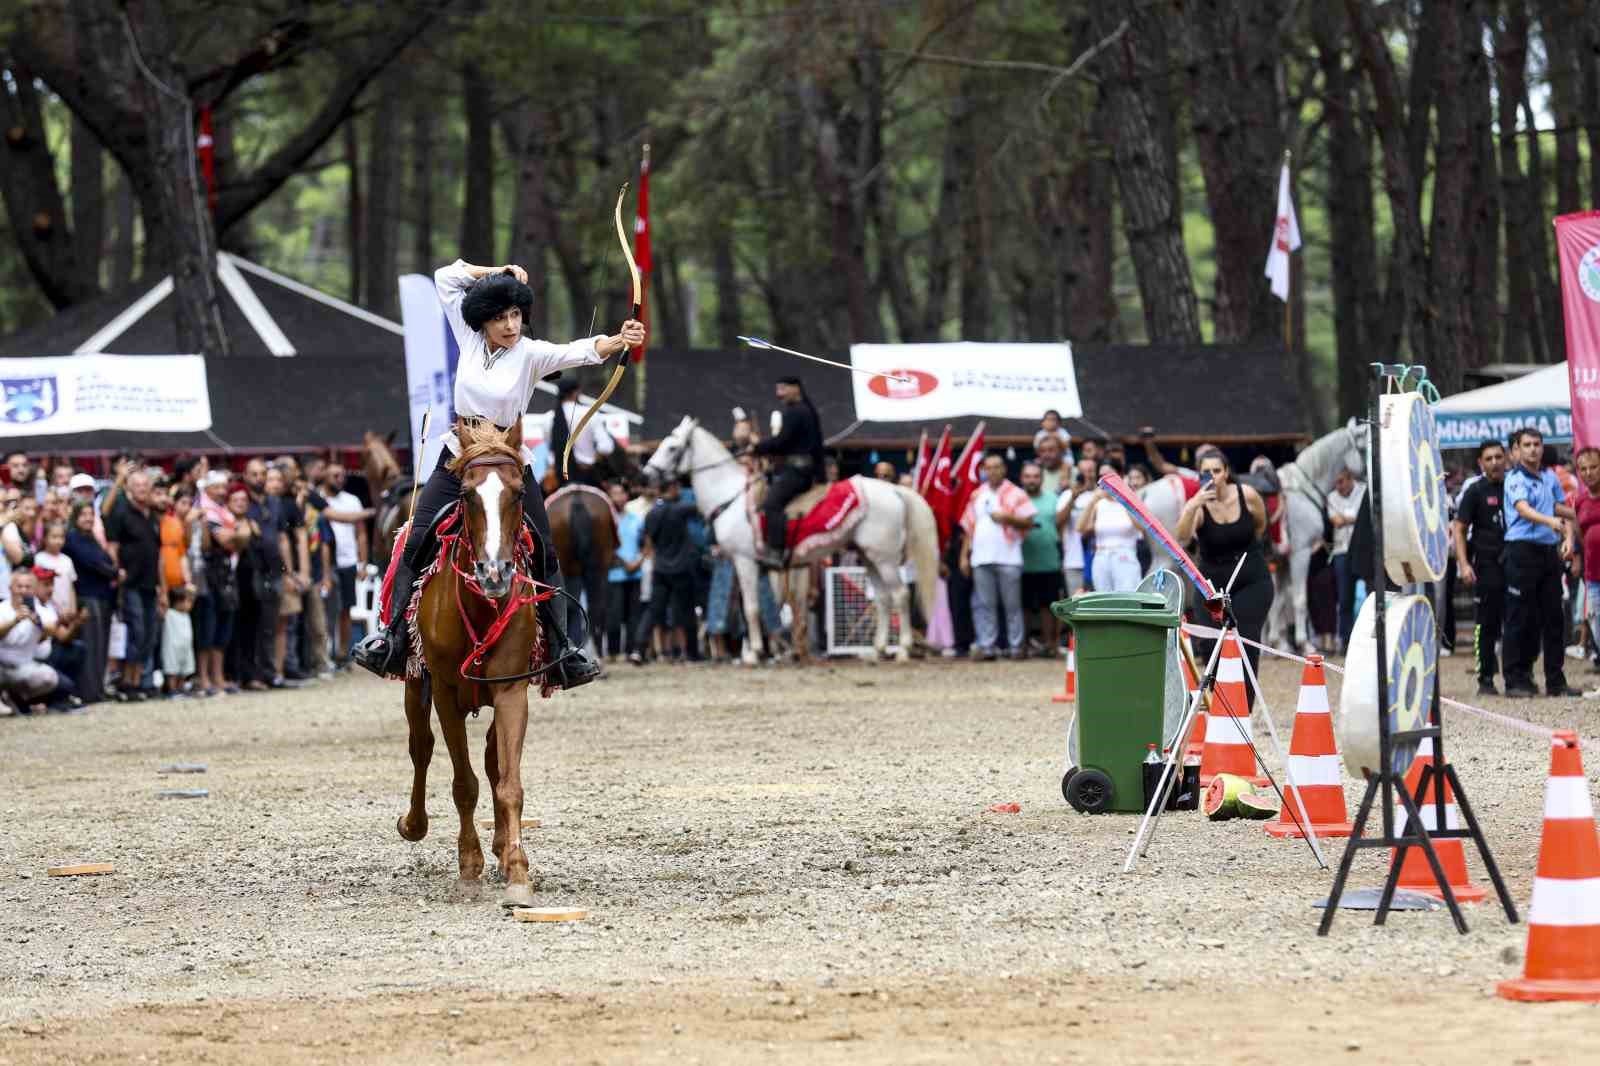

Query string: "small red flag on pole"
[[632, 143, 652, 363], [196, 107, 217, 215]]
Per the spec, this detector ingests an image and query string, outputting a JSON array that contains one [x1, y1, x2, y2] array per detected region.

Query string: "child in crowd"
[[1034, 409, 1073, 454], [162, 585, 196, 697]]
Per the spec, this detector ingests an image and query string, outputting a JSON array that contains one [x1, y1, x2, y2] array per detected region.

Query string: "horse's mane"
[[449, 421, 521, 477]]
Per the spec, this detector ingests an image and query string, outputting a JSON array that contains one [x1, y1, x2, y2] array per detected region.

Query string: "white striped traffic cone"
[[1051, 633, 1077, 705], [1197, 633, 1265, 787], [1265, 655, 1353, 838], [1390, 737, 1488, 904], [1499, 731, 1600, 1001]]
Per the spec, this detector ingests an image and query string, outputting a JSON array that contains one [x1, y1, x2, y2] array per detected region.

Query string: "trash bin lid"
[[1050, 591, 1180, 628]]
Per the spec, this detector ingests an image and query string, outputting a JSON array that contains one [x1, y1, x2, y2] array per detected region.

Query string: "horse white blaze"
[[478, 470, 506, 562]]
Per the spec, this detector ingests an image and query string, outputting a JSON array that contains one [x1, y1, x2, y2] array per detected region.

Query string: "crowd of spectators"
[[0, 449, 371, 715], [19, 415, 1582, 707]]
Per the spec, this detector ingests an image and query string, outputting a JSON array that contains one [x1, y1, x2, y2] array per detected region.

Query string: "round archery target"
[[1340, 593, 1435, 779], [1379, 392, 1448, 584]]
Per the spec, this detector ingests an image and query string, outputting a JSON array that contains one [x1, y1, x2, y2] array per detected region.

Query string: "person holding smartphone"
[[1176, 447, 1274, 690]]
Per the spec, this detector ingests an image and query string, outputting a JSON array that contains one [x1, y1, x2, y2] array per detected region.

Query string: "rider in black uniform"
[[749, 376, 824, 569]]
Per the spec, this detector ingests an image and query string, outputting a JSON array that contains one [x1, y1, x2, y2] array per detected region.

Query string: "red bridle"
[[446, 458, 557, 682]]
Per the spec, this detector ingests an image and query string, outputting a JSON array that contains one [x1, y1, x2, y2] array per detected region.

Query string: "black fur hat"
[[460, 270, 534, 332]]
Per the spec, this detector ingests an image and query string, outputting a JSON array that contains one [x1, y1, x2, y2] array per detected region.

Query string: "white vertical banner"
[[398, 274, 456, 475]]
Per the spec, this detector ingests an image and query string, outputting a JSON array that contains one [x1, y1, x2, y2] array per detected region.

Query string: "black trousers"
[[764, 466, 815, 551], [1503, 541, 1566, 690], [1471, 561, 1505, 687], [606, 579, 641, 656]]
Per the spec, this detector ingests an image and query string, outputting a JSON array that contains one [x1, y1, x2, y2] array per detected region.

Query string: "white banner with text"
[[849, 343, 1081, 422], [0, 354, 211, 435]]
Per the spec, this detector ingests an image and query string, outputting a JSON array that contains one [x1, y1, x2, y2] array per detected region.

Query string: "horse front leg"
[[1291, 546, 1313, 654], [431, 682, 484, 884], [490, 682, 533, 907], [733, 555, 764, 664], [397, 675, 434, 841]]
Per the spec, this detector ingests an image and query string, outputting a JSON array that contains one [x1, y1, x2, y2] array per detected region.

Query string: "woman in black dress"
[[1176, 447, 1274, 694]]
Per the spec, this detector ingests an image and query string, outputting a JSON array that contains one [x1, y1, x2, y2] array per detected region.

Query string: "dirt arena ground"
[[3, 654, 1599, 1064]]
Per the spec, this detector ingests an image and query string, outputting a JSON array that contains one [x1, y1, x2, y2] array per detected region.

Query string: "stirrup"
[[554, 646, 602, 689], [352, 624, 407, 677]]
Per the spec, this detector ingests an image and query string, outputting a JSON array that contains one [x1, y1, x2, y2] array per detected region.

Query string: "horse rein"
[[438, 471, 576, 686]]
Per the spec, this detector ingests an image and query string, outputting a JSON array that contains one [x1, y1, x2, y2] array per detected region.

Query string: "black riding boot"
[[351, 557, 418, 677], [538, 588, 601, 689]]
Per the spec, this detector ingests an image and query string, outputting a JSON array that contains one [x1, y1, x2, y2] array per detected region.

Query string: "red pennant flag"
[[632, 144, 652, 363], [909, 429, 929, 493], [949, 421, 988, 524], [196, 107, 217, 215]]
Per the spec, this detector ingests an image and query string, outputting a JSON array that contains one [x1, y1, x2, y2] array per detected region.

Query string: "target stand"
[[1316, 363, 1518, 935]]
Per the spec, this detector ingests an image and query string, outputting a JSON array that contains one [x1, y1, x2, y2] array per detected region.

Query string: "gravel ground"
[[2, 654, 1599, 1063]]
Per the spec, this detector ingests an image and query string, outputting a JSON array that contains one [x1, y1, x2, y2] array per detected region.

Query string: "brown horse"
[[395, 421, 550, 907], [546, 485, 618, 656], [362, 430, 420, 570]]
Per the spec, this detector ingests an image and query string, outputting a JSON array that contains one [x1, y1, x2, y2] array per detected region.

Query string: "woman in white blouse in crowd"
[[353, 260, 644, 687], [1076, 457, 1144, 592]]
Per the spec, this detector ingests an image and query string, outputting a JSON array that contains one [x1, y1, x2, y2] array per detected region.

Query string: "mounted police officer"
[[352, 258, 644, 687], [748, 375, 824, 569]]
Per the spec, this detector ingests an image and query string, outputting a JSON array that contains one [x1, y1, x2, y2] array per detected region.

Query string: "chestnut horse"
[[362, 430, 419, 570], [395, 421, 552, 907]]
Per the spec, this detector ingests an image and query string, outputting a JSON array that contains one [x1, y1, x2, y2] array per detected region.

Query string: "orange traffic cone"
[[1180, 636, 1207, 759], [1499, 731, 1600, 1002], [1265, 655, 1353, 839], [1390, 737, 1488, 903], [1198, 633, 1264, 787], [1051, 634, 1077, 705]]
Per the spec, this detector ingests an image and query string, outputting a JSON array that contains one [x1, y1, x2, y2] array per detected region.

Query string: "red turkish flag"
[[918, 427, 949, 495], [632, 145, 652, 363], [948, 421, 988, 523]]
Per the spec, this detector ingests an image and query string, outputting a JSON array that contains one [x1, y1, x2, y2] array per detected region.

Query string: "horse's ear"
[[503, 421, 523, 449]]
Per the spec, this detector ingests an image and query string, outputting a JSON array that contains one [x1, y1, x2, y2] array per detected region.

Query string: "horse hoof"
[[499, 883, 535, 908], [397, 813, 428, 842]]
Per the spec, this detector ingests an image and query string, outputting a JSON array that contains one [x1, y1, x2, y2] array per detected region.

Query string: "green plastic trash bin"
[[1052, 591, 1181, 814]]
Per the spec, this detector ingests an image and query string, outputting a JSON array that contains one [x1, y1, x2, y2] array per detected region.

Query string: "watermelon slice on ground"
[[1236, 791, 1280, 820], [1203, 773, 1252, 821]]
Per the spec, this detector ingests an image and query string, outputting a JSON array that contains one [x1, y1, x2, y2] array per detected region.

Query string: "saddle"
[[754, 477, 868, 561]]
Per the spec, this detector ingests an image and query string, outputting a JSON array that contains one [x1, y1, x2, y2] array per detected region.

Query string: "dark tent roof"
[[0, 257, 404, 360], [635, 342, 1308, 447]]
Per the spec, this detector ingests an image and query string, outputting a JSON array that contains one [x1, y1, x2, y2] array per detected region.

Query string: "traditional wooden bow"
[[562, 183, 641, 480]]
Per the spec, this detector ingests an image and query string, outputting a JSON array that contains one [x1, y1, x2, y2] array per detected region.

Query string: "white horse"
[[644, 417, 941, 664], [1270, 419, 1367, 652]]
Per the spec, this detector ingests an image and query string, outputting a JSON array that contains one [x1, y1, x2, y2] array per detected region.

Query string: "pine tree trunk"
[[1466, 3, 1500, 369], [1424, 0, 1479, 393], [411, 98, 434, 272], [345, 118, 361, 305], [1091, 2, 1200, 344], [1496, 1, 1537, 364], [1538, 0, 1584, 213], [1523, 97, 1566, 361], [458, 64, 495, 264], [70, 116, 102, 292], [500, 111, 550, 339], [1344, 0, 1430, 366], [111, 165, 136, 289], [712, 221, 740, 349], [1313, 1, 1382, 420], [1177, 0, 1283, 343], [361, 78, 400, 317]]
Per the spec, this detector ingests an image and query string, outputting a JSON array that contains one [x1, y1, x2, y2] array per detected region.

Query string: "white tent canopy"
[[1433, 362, 1573, 448]]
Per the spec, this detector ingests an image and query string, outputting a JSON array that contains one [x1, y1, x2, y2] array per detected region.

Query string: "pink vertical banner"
[[1554, 211, 1600, 449]]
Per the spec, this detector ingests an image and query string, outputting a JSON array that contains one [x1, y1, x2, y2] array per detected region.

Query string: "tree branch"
[[214, 5, 440, 231]]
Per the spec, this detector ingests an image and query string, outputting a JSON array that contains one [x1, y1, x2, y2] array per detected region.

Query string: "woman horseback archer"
[[352, 259, 645, 688]]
